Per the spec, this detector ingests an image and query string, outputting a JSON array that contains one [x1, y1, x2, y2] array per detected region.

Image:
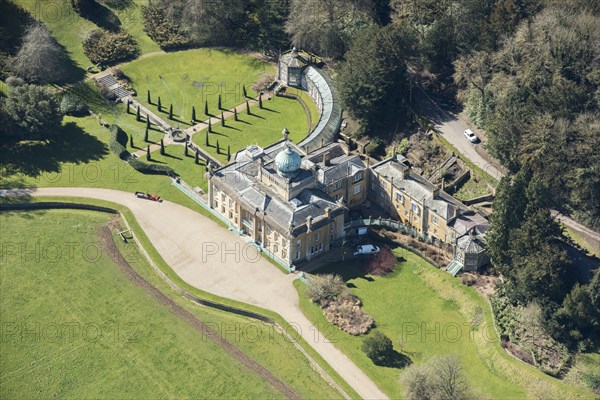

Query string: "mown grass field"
[[0, 209, 343, 399], [295, 248, 596, 399]]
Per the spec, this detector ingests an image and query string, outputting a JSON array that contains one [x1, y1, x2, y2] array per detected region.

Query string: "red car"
[[135, 191, 161, 202]]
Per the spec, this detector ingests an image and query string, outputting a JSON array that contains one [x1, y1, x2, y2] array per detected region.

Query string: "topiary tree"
[[157, 96, 162, 111], [234, 108, 238, 121], [195, 150, 200, 164], [146, 118, 150, 130], [220, 112, 225, 127], [160, 138, 165, 155], [191, 106, 196, 122], [146, 145, 151, 161], [184, 143, 189, 157], [218, 94, 222, 110], [246, 100, 250, 115], [168, 104, 173, 120], [147, 89, 151, 104], [362, 331, 394, 366], [204, 100, 209, 115], [208, 119, 212, 133], [144, 127, 149, 142], [136, 106, 141, 122], [216, 140, 220, 154], [129, 134, 134, 148], [227, 145, 231, 161], [205, 130, 209, 146], [242, 84, 247, 98], [258, 94, 263, 109]]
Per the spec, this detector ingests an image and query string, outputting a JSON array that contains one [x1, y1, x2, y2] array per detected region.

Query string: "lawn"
[[120, 49, 273, 118], [191, 95, 309, 163], [12, 0, 160, 72], [0, 210, 289, 398], [147, 144, 209, 191], [295, 247, 595, 399], [0, 114, 208, 217]]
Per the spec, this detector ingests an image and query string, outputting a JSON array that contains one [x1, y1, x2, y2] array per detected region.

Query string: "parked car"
[[135, 192, 161, 202], [464, 129, 479, 143], [354, 244, 380, 256]]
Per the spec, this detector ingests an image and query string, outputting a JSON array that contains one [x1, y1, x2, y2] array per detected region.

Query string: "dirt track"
[[97, 225, 300, 400]]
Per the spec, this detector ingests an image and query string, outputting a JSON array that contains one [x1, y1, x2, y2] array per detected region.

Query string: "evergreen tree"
[[158, 96, 162, 112], [160, 138, 165, 155], [246, 100, 250, 115], [205, 130, 209, 146], [126, 101, 130, 114], [227, 145, 231, 161], [136, 106, 141, 122], [168, 104, 173, 120], [192, 106, 196, 121], [129, 134, 134, 148], [242, 84, 247, 98], [221, 112, 225, 127], [208, 119, 212, 133], [216, 140, 220, 154], [218, 94, 222, 110], [184, 143, 189, 157], [195, 149, 200, 164], [234, 108, 238, 121], [258, 95, 263, 109], [144, 127, 149, 142], [146, 118, 150, 130], [147, 90, 151, 104], [204, 100, 208, 115], [146, 146, 151, 161]]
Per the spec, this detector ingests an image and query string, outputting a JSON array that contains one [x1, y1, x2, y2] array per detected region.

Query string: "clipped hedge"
[[108, 124, 174, 176], [108, 124, 129, 160]]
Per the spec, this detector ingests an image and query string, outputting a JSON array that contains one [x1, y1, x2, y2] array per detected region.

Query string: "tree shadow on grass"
[[373, 351, 412, 369], [163, 153, 182, 161], [0, 122, 107, 183], [262, 107, 280, 113], [235, 118, 252, 125], [249, 113, 266, 120], [224, 125, 241, 131]]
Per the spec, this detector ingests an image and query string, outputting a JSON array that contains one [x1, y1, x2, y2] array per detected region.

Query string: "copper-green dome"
[[275, 146, 301, 178]]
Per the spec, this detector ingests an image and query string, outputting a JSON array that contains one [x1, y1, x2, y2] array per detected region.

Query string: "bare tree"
[[401, 354, 469, 400], [12, 24, 69, 84]]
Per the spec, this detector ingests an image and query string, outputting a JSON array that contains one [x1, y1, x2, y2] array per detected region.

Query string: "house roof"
[[372, 159, 466, 220]]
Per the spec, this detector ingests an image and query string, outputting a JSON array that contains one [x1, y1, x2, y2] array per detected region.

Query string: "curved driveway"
[[2, 187, 388, 400]]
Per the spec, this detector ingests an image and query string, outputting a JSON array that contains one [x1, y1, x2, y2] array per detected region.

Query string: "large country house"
[[205, 48, 489, 273]]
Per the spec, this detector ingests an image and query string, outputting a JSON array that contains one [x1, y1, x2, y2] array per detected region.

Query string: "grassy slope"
[[1, 197, 361, 399], [120, 49, 270, 114], [295, 250, 595, 399], [0, 210, 280, 399], [13, 0, 160, 70]]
